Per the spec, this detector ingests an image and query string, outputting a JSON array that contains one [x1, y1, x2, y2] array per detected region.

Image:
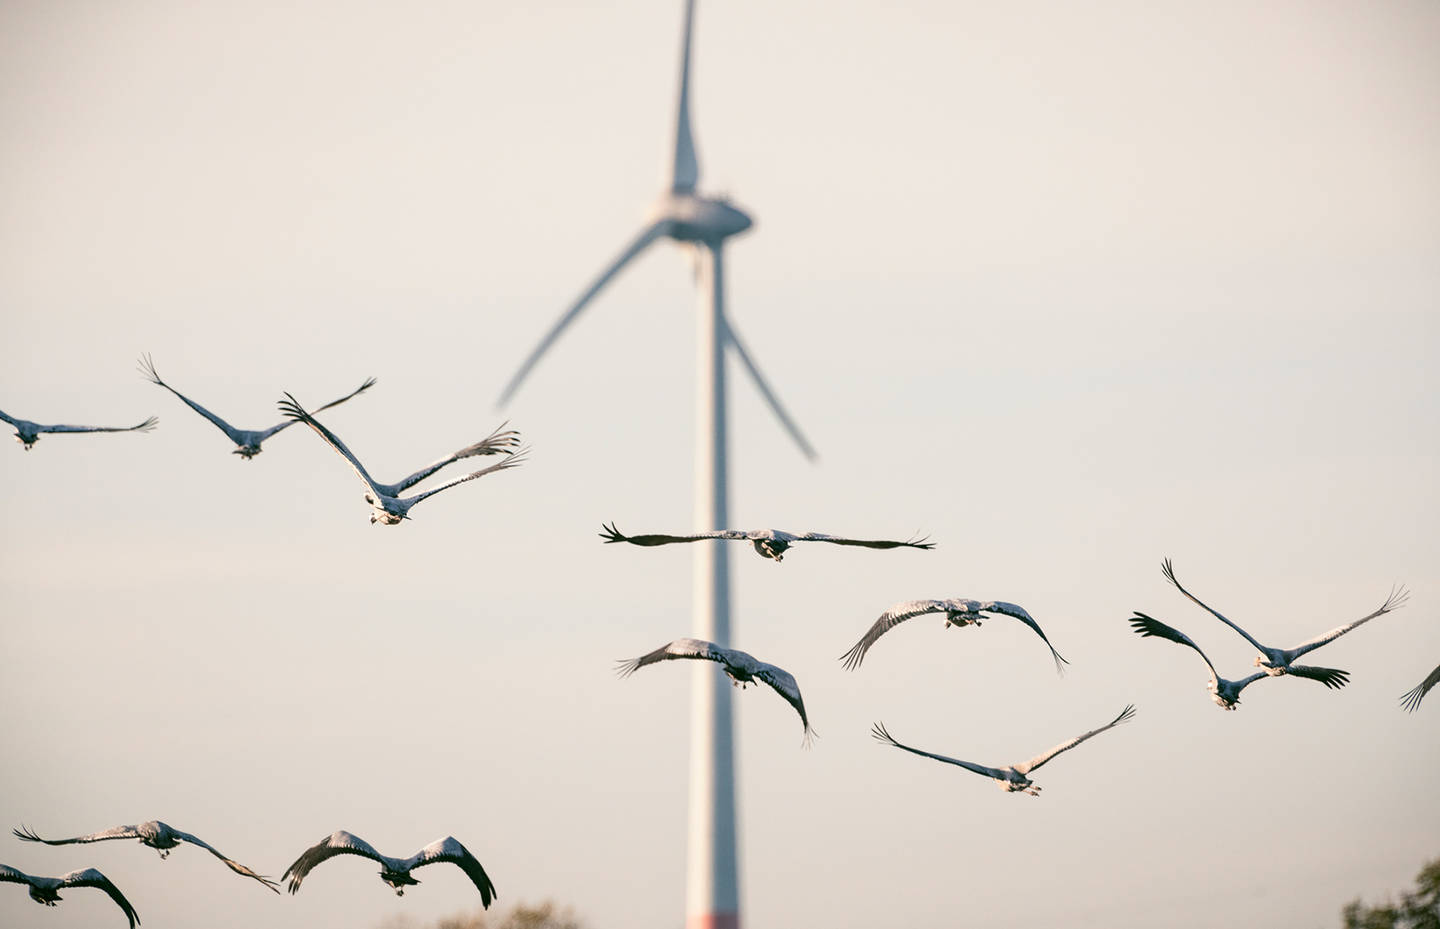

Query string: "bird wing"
[[754, 662, 814, 746], [34, 417, 158, 436], [282, 831, 386, 894], [385, 421, 521, 494], [402, 446, 529, 508], [839, 600, 951, 670], [617, 637, 733, 677], [59, 869, 139, 929], [1233, 671, 1269, 694], [168, 827, 279, 893], [1128, 612, 1221, 682], [1281, 664, 1350, 690], [0, 409, 22, 428], [0, 864, 34, 886], [1400, 662, 1440, 713], [598, 523, 748, 546], [13, 823, 141, 845], [1013, 705, 1136, 775], [407, 837, 497, 909], [1287, 586, 1409, 659], [255, 376, 376, 442], [794, 532, 935, 551], [1161, 558, 1271, 655], [277, 394, 387, 498], [140, 352, 247, 443], [870, 722, 1008, 781], [982, 601, 1070, 675]]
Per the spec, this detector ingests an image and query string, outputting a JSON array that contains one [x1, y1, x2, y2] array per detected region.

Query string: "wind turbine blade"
[[497, 221, 668, 407], [722, 315, 818, 461], [670, 0, 700, 193]]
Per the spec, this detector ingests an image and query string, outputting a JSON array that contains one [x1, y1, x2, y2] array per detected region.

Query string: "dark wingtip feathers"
[[870, 721, 900, 747]]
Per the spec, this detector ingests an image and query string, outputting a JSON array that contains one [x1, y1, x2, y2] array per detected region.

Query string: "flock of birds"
[[4, 355, 1437, 927]]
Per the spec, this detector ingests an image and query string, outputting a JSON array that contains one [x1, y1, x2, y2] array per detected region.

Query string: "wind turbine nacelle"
[[649, 193, 753, 243]]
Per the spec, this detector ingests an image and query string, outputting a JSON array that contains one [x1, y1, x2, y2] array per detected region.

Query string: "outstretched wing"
[[278, 394, 387, 498], [1014, 704, 1136, 775], [1282, 664, 1350, 690], [795, 532, 934, 551], [839, 600, 951, 670], [1128, 612, 1220, 682], [1161, 558, 1271, 655], [754, 662, 814, 745], [386, 422, 521, 494], [256, 376, 376, 442], [403, 447, 529, 509], [870, 722, 1008, 781], [36, 417, 158, 436], [282, 831, 386, 894], [981, 601, 1069, 675], [0, 409, 26, 428], [59, 869, 139, 929], [140, 352, 246, 444], [408, 837, 497, 908], [599, 523, 747, 547], [0, 864, 34, 886], [169, 828, 280, 893], [616, 637, 732, 677], [1401, 662, 1440, 713], [1287, 586, 1409, 659], [13, 823, 141, 845]]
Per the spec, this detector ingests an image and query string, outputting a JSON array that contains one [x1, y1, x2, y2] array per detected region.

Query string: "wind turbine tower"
[[497, 2, 814, 927]]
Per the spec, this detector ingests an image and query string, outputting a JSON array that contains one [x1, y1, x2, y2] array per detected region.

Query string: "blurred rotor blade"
[[670, 0, 700, 193], [497, 221, 669, 407], [722, 315, 818, 461]]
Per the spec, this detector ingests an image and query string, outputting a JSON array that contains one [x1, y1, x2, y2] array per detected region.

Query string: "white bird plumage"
[[600, 522, 933, 562], [278, 393, 527, 525], [0, 863, 140, 928], [871, 705, 1136, 796], [1129, 612, 1275, 709], [0, 407, 156, 450], [140, 354, 372, 459], [1162, 558, 1407, 681], [618, 637, 813, 744], [840, 598, 1068, 673], [14, 821, 278, 893], [281, 831, 496, 906]]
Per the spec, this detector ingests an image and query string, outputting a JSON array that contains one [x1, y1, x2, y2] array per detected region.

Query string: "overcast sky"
[[2, 2, 1437, 928]]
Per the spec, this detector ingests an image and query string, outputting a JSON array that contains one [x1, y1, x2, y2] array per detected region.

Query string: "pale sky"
[[2, 2, 1437, 928]]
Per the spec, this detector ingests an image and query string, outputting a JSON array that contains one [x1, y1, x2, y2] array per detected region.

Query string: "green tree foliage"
[[378, 899, 584, 929], [1344, 858, 1440, 929]]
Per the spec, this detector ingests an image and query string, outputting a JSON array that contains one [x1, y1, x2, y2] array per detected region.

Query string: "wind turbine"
[[497, 2, 814, 927]]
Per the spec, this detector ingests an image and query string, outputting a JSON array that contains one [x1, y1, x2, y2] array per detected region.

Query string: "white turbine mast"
[[496, 2, 815, 927]]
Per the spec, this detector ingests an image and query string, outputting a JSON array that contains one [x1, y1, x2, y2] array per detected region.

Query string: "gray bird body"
[[14, 820, 278, 893], [872, 705, 1136, 796], [140, 354, 373, 458], [840, 597, 1067, 673], [1162, 558, 1406, 680], [0, 408, 156, 450], [279, 394, 525, 524], [600, 522, 932, 562], [1129, 612, 1275, 709], [0, 864, 140, 928], [618, 637, 813, 744], [282, 831, 496, 907]]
